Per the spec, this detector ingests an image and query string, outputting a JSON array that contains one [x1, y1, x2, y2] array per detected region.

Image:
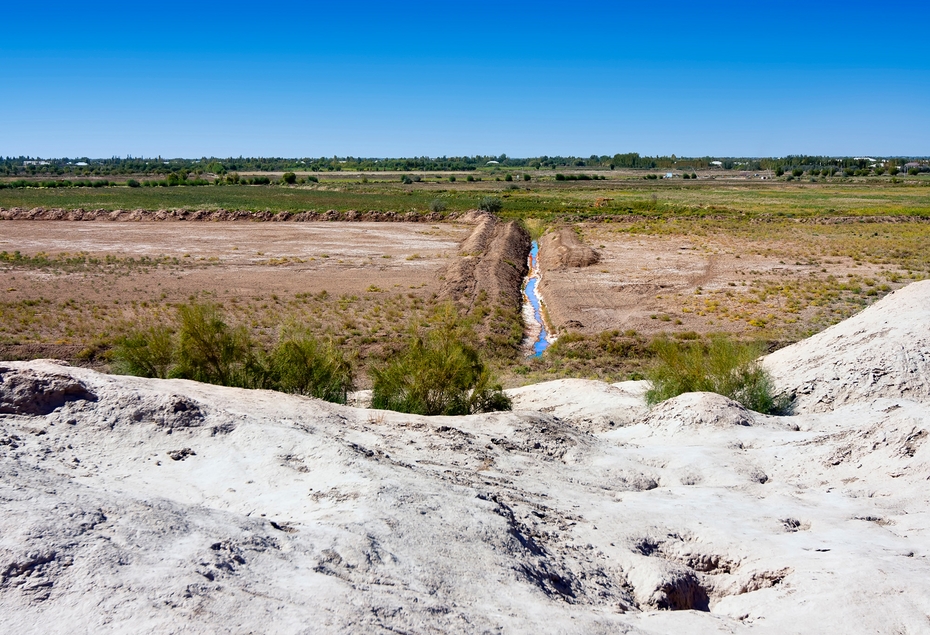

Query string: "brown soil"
[[439, 213, 531, 351], [538, 227, 600, 270], [537, 224, 905, 343], [0, 221, 473, 368], [0, 207, 450, 223]]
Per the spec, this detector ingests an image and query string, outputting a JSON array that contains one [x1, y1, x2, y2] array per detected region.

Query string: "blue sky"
[[2, 1, 928, 158]]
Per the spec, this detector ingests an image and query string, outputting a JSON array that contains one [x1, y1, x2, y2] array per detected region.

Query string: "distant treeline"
[[2, 153, 927, 178]]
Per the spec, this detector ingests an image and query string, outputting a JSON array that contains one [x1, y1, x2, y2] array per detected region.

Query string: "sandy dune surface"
[[1, 282, 929, 633]]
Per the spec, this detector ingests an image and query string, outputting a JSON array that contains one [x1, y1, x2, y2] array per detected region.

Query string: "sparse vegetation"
[[645, 335, 788, 414], [112, 303, 355, 403]]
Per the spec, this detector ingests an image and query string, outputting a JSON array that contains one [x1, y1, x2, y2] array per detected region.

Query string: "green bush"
[[478, 196, 503, 214], [260, 331, 354, 403], [282, 172, 297, 184], [112, 325, 176, 378], [645, 335, 788, 414], [111, 304, 355, 403], [127, 179, 141, 188], [429, 198, 446, 213], [371, 309, 511, 416], [174, 302, 253, 386]]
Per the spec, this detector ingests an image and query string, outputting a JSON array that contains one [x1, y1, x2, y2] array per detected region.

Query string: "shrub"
[[261, 331, 354, 403], [522, 174, 531, 181], [307, 175, 319, 183], [371, 309, 511, 416], [174, 303, 253, 386], [127, 179, 141, 188], [111, 304, 355, 403], [401, 175, 413, 184], [449, 175, 456, 182], [477, 196, 503, 214], [466, 175, 474, 182], [429, 198, 446, 213], [282, 171, 297, 184], [504, 173, 513, 182], [645, 335, 788, 414], [112, 325, 176, 378]]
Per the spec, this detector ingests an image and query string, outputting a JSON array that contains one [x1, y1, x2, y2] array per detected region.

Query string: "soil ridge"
[[0, 207, 453, 223]]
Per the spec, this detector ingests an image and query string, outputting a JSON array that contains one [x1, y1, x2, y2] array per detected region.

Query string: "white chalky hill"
[[2, 282, 929, 633]]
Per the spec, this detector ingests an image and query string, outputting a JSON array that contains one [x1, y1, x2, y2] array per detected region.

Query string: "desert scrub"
[[173, 302, 254, 386], [645, 335, 788, 414], [112, 302, 355, 403], [255, 329, 355, 403], [111, 325, 176, 378], [371, 307, 511, 416]]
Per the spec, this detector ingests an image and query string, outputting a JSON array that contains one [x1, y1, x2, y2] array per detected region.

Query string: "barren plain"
[[0, 221, 471, 368]]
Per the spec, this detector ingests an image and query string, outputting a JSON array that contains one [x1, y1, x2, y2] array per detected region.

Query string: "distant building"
[[710, 160, 723, 167], [486, 160, 500, 165], [23, 160, 50, 166], [664, 172, 674, 179]]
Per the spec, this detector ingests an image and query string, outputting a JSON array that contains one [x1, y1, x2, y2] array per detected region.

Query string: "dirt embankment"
[[440, 213, 531, 349], [536, 228, 601, 333], [441, 213, 530, 309], [0, 207, 451, 223], [538, 227, 600, 270]]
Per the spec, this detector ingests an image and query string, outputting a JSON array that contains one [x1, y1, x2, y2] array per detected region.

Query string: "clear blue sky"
[[2, 1, 927, 158]]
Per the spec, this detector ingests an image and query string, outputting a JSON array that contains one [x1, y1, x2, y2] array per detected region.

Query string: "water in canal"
[[523, 240, 552, 357]]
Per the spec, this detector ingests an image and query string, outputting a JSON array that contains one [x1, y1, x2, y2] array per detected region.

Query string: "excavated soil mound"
[[538, 228, 600, 270], [764, 280, 930, 413], [0, 207, 452, 223], [440, 212, 530, 315]]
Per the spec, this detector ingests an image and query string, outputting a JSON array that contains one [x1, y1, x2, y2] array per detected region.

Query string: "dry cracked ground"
[[1, 281, 929, 633]]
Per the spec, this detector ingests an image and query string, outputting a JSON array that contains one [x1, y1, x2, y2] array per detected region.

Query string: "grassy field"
[[2, 176, 929, 385], [2, 176, 928, 219]]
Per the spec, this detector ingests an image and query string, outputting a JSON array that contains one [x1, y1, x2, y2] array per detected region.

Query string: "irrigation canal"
[[523, 240, 552, 356]]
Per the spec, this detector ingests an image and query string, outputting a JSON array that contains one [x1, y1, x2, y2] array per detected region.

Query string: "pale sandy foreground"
[[2, 283, 930, 634]]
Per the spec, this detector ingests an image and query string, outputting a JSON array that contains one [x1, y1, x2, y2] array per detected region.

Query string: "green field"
[[2, 177, 929, 220]]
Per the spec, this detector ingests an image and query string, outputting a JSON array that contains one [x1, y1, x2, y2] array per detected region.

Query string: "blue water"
[[525, 241, 549, 357]]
